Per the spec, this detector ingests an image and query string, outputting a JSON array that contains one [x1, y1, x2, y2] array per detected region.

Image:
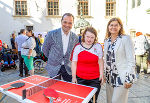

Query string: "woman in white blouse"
[[21, 30, 36, 75], [104, 18, 136, 103]]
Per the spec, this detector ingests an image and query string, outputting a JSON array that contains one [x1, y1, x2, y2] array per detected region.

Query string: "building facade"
[[127, 0, 150, 38], [0, 0, 149, 47]]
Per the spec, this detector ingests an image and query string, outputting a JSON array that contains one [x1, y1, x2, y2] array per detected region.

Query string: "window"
[[137, 0, 141, 7], [106, 0, 116, 17], [130, 30, 136, 38], [132, 0, 141, 8], [26, 26, 33, 31], [47, 0, 59, 16], [15, 0, 27, 16], [132, 0, 135, 8], [78, 0, 89, 16]]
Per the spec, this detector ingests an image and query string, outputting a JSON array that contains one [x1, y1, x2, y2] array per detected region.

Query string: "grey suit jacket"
[[42, 28, 78, 77]]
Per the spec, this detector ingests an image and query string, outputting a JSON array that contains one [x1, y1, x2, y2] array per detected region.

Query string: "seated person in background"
[[1, 43, 13, 64]]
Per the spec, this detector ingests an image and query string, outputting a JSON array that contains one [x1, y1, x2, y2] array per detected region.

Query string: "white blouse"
[[21, 37, 36, 57]]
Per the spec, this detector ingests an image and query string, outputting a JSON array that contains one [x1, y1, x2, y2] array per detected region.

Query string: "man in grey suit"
[[42, 13, 78, 82]]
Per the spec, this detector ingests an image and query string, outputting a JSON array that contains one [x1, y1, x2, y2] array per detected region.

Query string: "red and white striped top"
[[71, 43, 103, 80]]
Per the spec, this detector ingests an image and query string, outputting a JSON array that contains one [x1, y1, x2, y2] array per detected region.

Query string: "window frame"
[[130, 29, 136, 38], [105, 0, 116, 17], [137, 0, 141, 7], [26, 26, 33, 31], [77, 0, 89, 17], [132, 0, 135, 8], [47, 0, 59, 16], [14, 0, 28, 16]]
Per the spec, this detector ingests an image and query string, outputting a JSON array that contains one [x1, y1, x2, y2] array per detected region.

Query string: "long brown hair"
[[105, 17, 125, 39], [81, 27, 98, 44]]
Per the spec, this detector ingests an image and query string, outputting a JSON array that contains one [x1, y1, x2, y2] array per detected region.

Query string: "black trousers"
[[77, 76, 101, 103], [18, 51, 28, 75], [57, 65, 72, 82]]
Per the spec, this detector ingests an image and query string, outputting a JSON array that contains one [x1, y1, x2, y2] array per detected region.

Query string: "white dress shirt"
[[61, 28, 70, 65], [61, 28, 70, 55]]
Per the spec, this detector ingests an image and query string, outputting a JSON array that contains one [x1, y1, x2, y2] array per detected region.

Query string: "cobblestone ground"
[[0, 63, 150, 103], [98, 75, 150, 103]]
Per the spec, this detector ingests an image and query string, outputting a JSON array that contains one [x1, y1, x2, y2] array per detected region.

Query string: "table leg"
[[0, 93, 6, 103], [93, 94, 96, 103], [0, 93, 2, 103]]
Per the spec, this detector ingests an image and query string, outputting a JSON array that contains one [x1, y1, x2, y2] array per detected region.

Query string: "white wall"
[[127, 0, 150, 34], [0, 0, 60, 46], [0, 0, 128, 47]]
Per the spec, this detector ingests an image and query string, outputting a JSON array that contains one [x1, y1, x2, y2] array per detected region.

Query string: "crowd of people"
[[0, 29, 44, 76], [1, 12, 150, 103], [134, 32, 150, 78]]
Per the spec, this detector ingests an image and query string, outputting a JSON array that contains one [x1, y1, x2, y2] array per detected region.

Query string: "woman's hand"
[[72, 77, 77, 84], [103, 75, 106, 83], [99, 75, 104, 85], [124, 82, 132, 89]]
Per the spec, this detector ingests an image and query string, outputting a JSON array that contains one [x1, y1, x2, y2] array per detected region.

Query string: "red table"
[[0, 75, 97, 103]]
